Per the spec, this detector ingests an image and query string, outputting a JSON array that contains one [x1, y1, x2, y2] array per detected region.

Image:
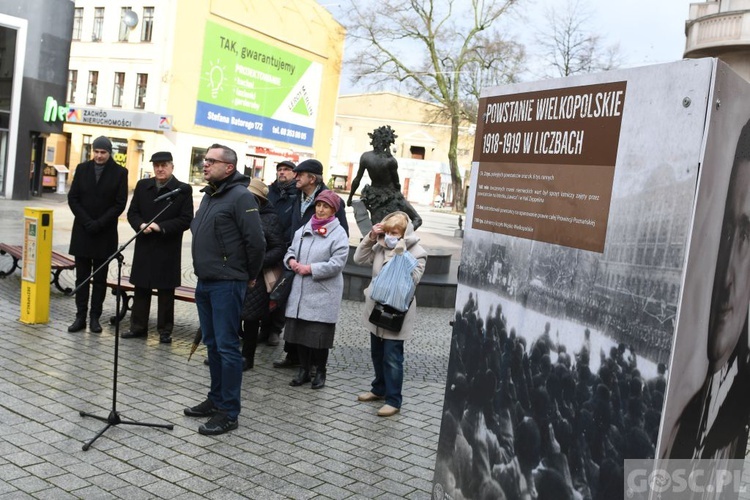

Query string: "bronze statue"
[[347, 125, 422, 230]]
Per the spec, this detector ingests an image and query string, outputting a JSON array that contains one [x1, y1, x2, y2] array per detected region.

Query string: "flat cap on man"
[[150, 151, 173, 163], [276, 160, 296, 170], [293, 159, 323, 175]]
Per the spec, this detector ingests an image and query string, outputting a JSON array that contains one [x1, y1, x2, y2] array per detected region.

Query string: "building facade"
[[685, 0, 750, 80], [332, 92, 474, 207], [60, 0, 344, 189], [0, 1, 74, 200]]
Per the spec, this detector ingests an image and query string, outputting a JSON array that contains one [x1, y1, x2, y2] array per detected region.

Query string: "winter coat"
[[290, 184, 349, 237], [126, 176, 193, 289], [283, 218, 349, 324], [267, 179, 299, 245], [353, 212, 427, 340], [68, 157, 128, 259], [241, 200, 286, 321], [190, 170, 265, 281]]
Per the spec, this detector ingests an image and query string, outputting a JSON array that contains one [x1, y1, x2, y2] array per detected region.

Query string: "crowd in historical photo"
[[457, 238, 675, 366], [433, 293, 667, 500]]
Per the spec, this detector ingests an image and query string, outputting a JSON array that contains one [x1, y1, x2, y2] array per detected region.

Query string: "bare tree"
[[343, 0, 524, 212], [535, 0, 621, 78]]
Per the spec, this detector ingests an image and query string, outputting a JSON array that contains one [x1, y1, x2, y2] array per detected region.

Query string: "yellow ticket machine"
[[20, 208, 53, 324]]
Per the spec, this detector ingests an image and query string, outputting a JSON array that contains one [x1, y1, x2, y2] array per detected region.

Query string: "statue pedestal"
[[342, 244, 458, 308]]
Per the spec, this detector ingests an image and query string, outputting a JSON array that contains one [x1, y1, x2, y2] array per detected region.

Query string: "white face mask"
[[384, 235, 400, 248]]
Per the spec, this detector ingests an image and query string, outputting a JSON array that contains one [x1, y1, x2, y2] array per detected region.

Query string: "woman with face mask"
[[353, 211, 428, 416]]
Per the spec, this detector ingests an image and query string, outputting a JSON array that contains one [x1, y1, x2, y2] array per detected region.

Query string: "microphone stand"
[[74, 195, 182, 451]]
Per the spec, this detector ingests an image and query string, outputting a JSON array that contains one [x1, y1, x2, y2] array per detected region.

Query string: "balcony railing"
[[685, 10, 750, 56]]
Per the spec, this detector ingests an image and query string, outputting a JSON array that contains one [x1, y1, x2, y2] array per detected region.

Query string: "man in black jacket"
[[123, 151, 193, 344], [263, 160, 299, 348], [184, 144, 265, 436], [67, 136, 128, 333]]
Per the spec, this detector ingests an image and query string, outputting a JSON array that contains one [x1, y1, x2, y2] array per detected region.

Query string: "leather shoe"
[[184, 398, 217, 417], [198, 412, 238, 436], [311, 370, 326, 390], [68, 317, 86, 333], [357, 391, 384, 402], [273, 356, 299, 368], [290, 368, 311, 386], [122, 330, 146, 339], [159, 333, 172, 344], [89, 317, 103, 333], [377, 404, 400, 417], [267, 332, 280, 346]]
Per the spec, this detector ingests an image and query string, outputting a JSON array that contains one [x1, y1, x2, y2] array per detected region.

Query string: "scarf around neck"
[[311, 215, 335, 234]]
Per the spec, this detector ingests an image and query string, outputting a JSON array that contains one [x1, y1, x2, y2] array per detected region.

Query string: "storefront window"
[[81, 135, 91, 163], [190, 146, 207, 184], [111, 137, 127, 166], [0, 26, 15, 195]]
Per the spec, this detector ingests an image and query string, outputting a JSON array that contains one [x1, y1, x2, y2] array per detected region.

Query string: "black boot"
[[89, 316, 103, 333], [290, 367, 311, 386], [311, 367, 326, 390], [68, 316, 86, 333]]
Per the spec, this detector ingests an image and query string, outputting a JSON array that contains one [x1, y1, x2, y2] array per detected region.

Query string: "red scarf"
[[311, 215, 335, 235]]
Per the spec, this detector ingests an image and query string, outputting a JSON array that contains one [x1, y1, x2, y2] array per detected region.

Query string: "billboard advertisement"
[[194, 21, 322, 147], [432, 59, 718, 499]]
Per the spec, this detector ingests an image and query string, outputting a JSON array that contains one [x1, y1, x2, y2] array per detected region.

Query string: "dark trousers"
[[297, 344, 329, 372], [260, 306, 285, 340], [74, 257, 109, 319], [370, 334, 404, 408], [241, 319, 259, 367], [130, 287, 175, 334]]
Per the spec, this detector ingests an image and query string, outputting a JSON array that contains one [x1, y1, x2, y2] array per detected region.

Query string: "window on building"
[[118, 7, 131, 42], [190, 147, 208, 184], [134, 73, 147, 109], [92, 7, 104, 41], [72, 8, 83, 40], [141, 7, 154, 42], [87, 71, 98, 105], [112, 72, 125, 107], [67, 70, 77, 103], [82, 135, 92, 162]]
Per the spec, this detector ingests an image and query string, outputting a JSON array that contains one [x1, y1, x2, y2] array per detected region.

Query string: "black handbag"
[[368, 302, 407, 332], [268, 238, 303, 312], [268, 269, 295, 311]]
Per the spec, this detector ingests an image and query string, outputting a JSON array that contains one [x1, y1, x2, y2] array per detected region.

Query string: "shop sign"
[[43, 96, 172, 131]]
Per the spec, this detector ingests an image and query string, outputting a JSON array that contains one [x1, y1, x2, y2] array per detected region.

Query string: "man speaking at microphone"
[[123, 151, 193, 344], [185, 144, 265, 435]]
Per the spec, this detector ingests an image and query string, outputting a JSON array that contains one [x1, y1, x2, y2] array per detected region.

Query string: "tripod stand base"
[[79, 409, 174, 451]]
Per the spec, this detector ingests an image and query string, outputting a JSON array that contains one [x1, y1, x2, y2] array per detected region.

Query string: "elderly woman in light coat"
[[353, 211, 427, 416], [283, 190, 349, 390]]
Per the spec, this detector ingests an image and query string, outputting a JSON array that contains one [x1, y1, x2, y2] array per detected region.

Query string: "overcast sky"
[[319, 0, 693, 92]]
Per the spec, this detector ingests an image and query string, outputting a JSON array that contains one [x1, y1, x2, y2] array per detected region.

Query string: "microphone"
[[154, 184, 191, 203]]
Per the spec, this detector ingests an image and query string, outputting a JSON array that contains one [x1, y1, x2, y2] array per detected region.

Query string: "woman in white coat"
[[353, 211, 427, 416]]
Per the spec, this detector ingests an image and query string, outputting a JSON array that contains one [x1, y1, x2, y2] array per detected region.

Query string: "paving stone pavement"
[[0, 195, 456, 499]]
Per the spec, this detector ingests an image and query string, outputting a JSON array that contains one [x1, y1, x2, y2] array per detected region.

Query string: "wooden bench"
[[105, 276, 196, 324], [0, 243, 76, 293]]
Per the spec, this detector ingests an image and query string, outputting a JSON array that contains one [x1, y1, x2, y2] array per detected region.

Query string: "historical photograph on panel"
[[658, 63, 750, 474], [432, 59, 715, 500]]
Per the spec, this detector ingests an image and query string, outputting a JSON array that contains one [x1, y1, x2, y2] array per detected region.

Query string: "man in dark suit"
[[122, 151, 193, 344], [67, 136, 128, 333]]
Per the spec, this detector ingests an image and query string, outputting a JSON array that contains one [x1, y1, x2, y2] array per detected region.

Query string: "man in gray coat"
[[184, 144, 265, 436]]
